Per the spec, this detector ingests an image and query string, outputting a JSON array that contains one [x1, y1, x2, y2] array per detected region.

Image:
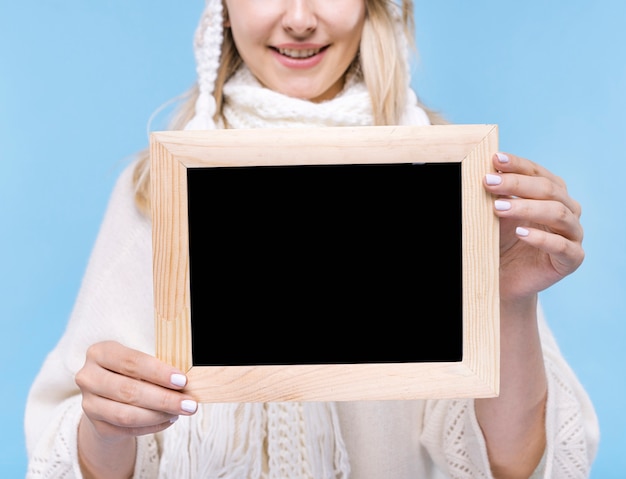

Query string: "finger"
[[86, 341, 188, 391], [484, 167, 582, 218], [491, 152, 559, 182], [492, 198, 584, 243], [514, 227, 585, 276], [491, 151, 576, 207], [82, 396, 178, 440], [82, 391, 179, 430], [76, 365, 197, 416]]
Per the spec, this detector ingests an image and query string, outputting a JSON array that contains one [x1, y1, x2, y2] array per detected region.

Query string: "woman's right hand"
[[75, 340, 198, 440], [75, 341, 198, 477]]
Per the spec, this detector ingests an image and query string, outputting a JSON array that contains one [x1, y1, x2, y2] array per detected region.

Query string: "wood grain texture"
[[150, 124, 499, 402]]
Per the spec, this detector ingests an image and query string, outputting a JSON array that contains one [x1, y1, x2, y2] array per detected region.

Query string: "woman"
[[25, 0, 599, 478]]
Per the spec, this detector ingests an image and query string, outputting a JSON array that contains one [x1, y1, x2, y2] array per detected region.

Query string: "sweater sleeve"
[[419, 305, 599, 479], [24, 161, 162, 478]]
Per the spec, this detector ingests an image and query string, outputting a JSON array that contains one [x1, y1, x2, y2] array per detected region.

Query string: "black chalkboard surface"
[[150, 124, 500, 402], [187, 162, 462, 366]]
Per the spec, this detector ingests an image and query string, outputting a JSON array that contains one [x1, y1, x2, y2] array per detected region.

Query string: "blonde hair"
[[133, 0, 445, 216]]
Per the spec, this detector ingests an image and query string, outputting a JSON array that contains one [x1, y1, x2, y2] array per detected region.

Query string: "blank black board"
[[186, 162, 462, 366]]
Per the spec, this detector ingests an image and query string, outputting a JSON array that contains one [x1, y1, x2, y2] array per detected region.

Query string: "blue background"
[[1, 1, 624, 477]]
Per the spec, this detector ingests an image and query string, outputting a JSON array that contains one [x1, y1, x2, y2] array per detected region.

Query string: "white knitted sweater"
[[25, 70, 599, 478], [24, 160, 599, 478]]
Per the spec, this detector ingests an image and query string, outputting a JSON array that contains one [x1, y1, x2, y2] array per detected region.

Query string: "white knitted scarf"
[[159, 401, 350, 479], [190, 64, 430, 131], [221, 65, 375, 129]]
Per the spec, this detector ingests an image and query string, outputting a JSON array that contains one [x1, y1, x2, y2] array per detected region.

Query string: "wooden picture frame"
[[150, 124, 500, 402]]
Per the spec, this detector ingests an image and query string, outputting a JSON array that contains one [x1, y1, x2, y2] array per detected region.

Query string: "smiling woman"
[[22, 0, 599, 478]]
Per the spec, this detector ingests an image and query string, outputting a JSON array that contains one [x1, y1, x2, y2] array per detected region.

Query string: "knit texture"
[[222, 65, 374, 128], [157, 402, 349, 479], [185, 0, 223, 130]]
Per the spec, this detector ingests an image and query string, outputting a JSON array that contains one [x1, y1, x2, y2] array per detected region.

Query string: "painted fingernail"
[[171, 374, 187, 387], [181, 399, 198, 413], [495, 200, 511, 211], [496, 152, 509, 163], [516, 227, 530, 237], [485, 174, 502, 185], [170, 416, 180, 423]]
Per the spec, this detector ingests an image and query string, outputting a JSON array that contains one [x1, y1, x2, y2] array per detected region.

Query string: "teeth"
[[277, 47, 321, 58]]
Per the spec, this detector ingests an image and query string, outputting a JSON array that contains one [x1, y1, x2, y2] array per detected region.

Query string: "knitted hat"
[[185, 0, 224, 130]]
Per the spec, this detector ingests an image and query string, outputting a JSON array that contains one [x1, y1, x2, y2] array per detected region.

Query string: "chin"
[[274, 82, 334, 103]]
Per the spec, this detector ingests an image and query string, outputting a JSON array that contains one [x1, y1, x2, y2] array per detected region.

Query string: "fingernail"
[[495, 200, 511, 211], [181, 399, 198, 413], [485, 174, 502, 185], [170, 416, 180, 423], [496, 152, 509, 163], [516, 227, 530, 237], [170, 373, 187, 387]]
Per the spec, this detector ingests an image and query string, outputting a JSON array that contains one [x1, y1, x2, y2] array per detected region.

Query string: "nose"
[[282, 0, 317, 36]]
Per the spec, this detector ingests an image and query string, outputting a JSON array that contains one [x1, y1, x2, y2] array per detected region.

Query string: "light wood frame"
[[150, 124, 500, 402]]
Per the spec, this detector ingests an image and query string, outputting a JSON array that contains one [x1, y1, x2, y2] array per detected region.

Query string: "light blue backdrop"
[[1, 1, 624, 477]]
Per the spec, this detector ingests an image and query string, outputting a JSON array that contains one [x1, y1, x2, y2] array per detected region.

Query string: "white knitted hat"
[[185, 0, 224, 130]]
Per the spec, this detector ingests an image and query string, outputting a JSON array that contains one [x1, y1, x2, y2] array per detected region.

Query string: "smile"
[[276, 47, 325, 59]]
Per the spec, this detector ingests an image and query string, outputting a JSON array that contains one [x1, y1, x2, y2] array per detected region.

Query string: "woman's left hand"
[[483, 152, 585, 304]]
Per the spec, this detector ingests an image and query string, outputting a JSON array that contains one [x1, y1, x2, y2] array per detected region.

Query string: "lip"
[[270, 44, 329, 70]]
